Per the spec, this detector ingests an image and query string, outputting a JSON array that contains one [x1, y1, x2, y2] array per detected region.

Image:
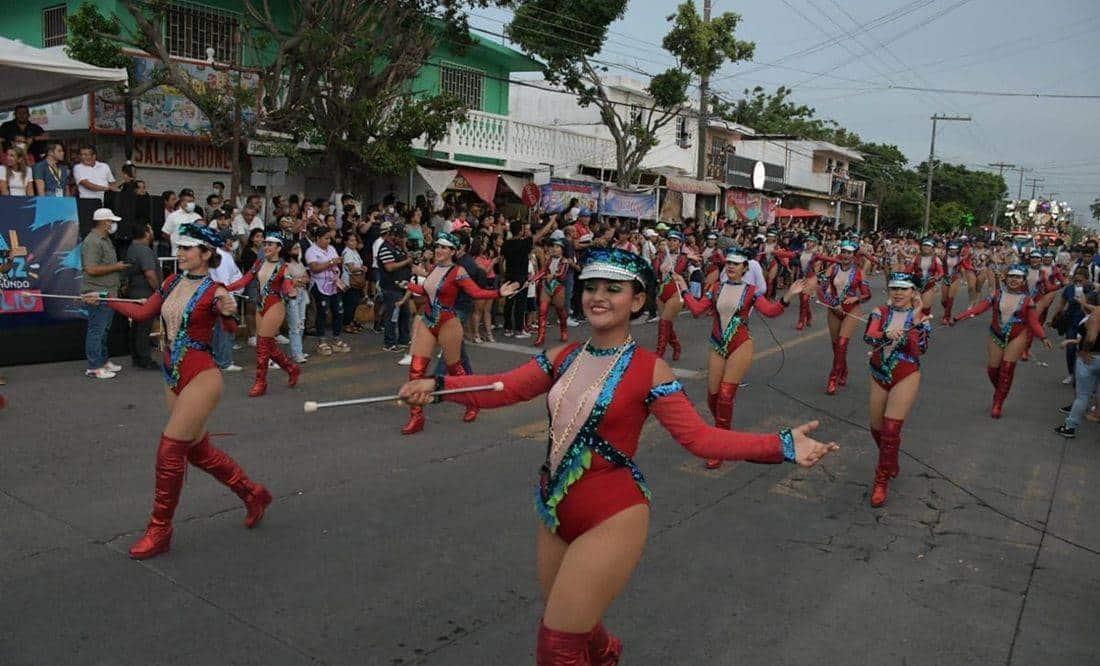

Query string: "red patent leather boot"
[[248, 337, 271, 397], [402, 355, 432, 434], [129, 434, 191, 559], [706, 381, 739, 469], [655, 319, 670, 359], [871, 418, 903, 507], [268, 340, 301, 387], [796, 294, 809, 330], [986, 365, 999, 389], [941, 297, 954, 325], [556, 306, 569, 342], [826, 339, 841, 395], [188, 434, 272, 528], [537, 621, 591, 666], [836, 337, 850, 387], [534, 300, 550, 347], [706, 391, 717, 421], [991, 361, 1016, 419], [448, 361, 479, 423], [669, 322, 682, 361], [587, 622, 623, 665], [870, 466, 891, 507]]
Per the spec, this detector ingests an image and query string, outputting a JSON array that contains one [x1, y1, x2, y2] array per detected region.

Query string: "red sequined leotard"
[[226, 259, 294, 315], [438, 341, 795, 543], [863, 305, 931, 390], [954, 289, 1046, 348], [109, 274, 236, 394], [818, 262, 872, 316], [406, 263, 501, 335], [682, 281, 787, 357]]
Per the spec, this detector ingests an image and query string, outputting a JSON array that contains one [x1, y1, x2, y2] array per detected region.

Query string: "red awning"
[[774, 207, 820, 219], [456, 167, 499, 211]]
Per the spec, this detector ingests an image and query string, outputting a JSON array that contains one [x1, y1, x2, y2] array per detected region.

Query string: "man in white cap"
[[82, 208, 129, 379]]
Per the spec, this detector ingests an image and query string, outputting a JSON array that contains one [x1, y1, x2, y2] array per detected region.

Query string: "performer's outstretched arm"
[[434, 347, 563, 409]]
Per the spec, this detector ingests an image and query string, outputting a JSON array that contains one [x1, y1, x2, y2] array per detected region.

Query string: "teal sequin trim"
[[645, 380, 683, 407], [536, 341, 650, 532], [534, 351, 553, 375], [779, 429, 796, 463], [584, 340, 631, 357], [259, 260, 284, 302], [867, 308, 917, 385], [162, 276, 215, 390]]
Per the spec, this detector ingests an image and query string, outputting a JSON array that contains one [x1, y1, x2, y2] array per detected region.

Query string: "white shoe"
[[275, 334, 290, 344], [248, 336, 257, 347], [269, 360, 279, 368], [293, 355, 309, 364], [398, 353, 413, 366], [222, 364, 243, 372], [232, 344, 242, 351], [514, 331, 531, 339], [646, 315, 661, 323], [105, 361, 122, 372], [85, 368, 116, 379], [1062, 375, 1075, 385], [567, 318, 581, 327]]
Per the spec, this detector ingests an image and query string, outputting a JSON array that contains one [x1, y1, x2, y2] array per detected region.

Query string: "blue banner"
[[600, 187, 659, 220], [539, 178, 602, 216], [0, 196, 82, 327]]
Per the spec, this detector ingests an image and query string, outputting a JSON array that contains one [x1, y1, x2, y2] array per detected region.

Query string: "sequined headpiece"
[[921, 238, 935, 247], [724, 247, 749, 264], [667, 231, 685, 242], [1006, 264, 1028, 277], [578, 248, 654, 288], [839, 240, 859, 252], [888, 272, 917, 289], [177, 222, 223, 248], [434, 232, 459, 249]]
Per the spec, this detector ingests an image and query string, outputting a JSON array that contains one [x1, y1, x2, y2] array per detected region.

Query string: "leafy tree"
[[507, 0, 753, 187], [929, 200, 970, 234], [1090, 198, 1100, 221], [711, 85, 860, 147]]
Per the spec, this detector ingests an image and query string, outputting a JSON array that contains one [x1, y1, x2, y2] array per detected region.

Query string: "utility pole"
[[1010, 166, 1031, 199], [1025, 177, 1044, 199], [694, 0, 712, 225], [923, 114, 971, 235], [988, 162, 1015, 228]]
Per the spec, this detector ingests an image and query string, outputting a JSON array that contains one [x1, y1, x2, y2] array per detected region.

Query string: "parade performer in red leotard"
[[939, 241, 972, 325], [908, 238, 944, 311], [819, 240, 872, 395], [677, 247, 807, 469], [653, 231, 691, 360], [954, 264, 1054, 418], [863, 273, 932, 507], [399, 248, 839, 665], [400, 232, 520, 434], [534, 237, 571, 347], [794, 235, 836, 331], [83, 223, 271, 559], [226, 234, 301, 397]]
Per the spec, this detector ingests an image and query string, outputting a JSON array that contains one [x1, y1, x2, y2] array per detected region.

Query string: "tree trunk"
[[124, 94, 135, 161]]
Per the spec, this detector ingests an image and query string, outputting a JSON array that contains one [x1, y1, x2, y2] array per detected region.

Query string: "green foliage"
[[65, 3, 130, 70], [712, 86, 860, 147], [929, 200, 970, 234], [1090, 198, 1100, 221], [662, 2, 754, 78]]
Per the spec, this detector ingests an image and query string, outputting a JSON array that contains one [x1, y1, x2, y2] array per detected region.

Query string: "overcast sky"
[[470, 0, 1100, 229]]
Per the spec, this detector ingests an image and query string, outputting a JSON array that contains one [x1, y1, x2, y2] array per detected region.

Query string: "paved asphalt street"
[[1, 285, 1097, 665]]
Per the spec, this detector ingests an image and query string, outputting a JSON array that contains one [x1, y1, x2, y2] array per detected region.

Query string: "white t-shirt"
[[1, 165, 33, 196], [161, 210, 201, 255], [72, 161, 115, 200], [371, 236, 385, 269], [209, 248, 243, 292]]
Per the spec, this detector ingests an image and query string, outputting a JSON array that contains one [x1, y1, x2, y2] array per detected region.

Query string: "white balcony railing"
[[415, 109, 614, 172]]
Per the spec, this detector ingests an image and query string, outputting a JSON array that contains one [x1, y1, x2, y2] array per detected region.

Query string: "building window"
[[708, 136, 728, 179], [42, 5, 67, 47], [166, 1, 241, 65], [675, 116, 692, 148], [441, 64, 484, 110]]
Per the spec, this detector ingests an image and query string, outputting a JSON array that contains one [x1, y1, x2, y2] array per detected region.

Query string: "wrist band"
[[778, 428, 796, 463]]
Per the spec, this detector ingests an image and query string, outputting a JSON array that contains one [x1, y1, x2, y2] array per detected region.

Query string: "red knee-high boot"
[[669, 321, 682, 361], [826, 339, 842, 395], [555, 306, 569, 342], [655, 319, 671, 358], [1022, 332, 1032, 361], [706, 381, 739, 470], [448, 361, 479, 423], [534, 300, 550, 347], [805, 294, 813, 328], [706, 391, 718, 421], [942, 297, 955, 325], [836, 337, 850, 387], [129, 434, 191, 559], [796, 294, 810, 330], [991, 361, 1016, 419], [188, 433, 272, 528], [248, 337, 272, 397], [267, 339, 301, 387], [986, 365, 999, 389], [402, 355, 432, 435], [871, 418, 903, 507], [537, 621, 591, 666], [587, 622, 623, 665]]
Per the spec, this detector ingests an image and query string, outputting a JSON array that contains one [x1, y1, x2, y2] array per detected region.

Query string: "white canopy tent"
[[0, 38, 127, 108]]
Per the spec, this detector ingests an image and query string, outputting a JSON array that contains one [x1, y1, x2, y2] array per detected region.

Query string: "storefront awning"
[[664, 175, 721, 196], [0, 38, 127, 107], [456, 167, 500, 211], [774, 207, 821, 219]]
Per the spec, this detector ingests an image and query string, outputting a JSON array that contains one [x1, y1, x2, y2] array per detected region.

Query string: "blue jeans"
[[84, 301, 114, 369], [1065, 354, 1100, 429], [286, 292, 308, 359], [435, 309, 472, 375], [212, 323, 234, 368], [310, 286, 342, 338], [564, 273, 574, 319], [381, 288, 410, 347]]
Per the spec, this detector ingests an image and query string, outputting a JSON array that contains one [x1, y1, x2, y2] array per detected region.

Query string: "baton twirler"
[[303, 381, 505, 413], [21, 291, 148, 304], [813, 299, 869, 323]]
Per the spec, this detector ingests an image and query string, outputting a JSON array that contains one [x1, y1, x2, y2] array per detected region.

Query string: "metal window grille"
[[707, 137, 728, 179], [166, 1, 240, 64], [441, 64, 484, 110], [42, 5, 67, 48]]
